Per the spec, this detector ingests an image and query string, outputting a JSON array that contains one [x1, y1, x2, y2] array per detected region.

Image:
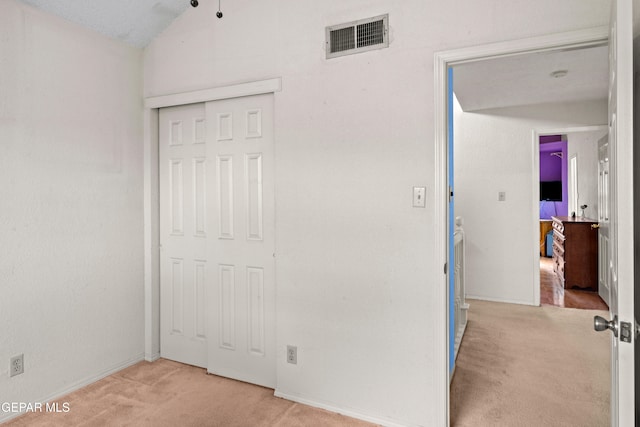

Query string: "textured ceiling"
[[16, 0, 190, 48], [454, 44, 609, 111]]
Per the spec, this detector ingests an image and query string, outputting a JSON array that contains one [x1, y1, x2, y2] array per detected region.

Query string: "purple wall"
[[540, 140, 564, 179], [540, 137, 567, 219], [539, 135, 562, 144]]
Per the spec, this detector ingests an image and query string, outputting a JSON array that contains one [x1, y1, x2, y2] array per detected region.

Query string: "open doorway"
[[537, 129, 608, 310], [443, 32, 612, 425], [451, 43, 609, 308]]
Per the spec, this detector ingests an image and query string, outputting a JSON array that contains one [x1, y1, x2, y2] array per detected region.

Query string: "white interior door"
[[206, 94, 276, 388], [569, 154, 579, 216], [159, 103, 208, 368], [597, 136, 611, 307], [599, 0, 635, 425]]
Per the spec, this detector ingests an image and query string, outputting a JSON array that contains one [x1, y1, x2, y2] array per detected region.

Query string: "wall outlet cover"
[[10, 354, 24, 377], [286, 345, 297, 364]]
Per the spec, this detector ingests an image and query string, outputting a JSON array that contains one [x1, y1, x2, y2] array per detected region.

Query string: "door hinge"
[[444, 262, 447, 274], [620, 321, 632, 343], [449, 186, 453, 203]]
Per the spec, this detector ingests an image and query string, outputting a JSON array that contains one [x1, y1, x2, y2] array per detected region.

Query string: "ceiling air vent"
[[326, 14, 389, 59]]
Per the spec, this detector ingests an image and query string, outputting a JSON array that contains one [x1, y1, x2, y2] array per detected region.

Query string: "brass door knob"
[[591, 224, 600, 229]]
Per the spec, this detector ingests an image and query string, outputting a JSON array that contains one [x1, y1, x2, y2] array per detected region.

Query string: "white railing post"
[[453, 216, 469, 363]]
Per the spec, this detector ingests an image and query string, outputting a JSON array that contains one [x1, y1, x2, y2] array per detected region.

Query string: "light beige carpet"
[[6, 301, 610, 427], [6, 359, 376, 427], [450, 299, 610, 427]]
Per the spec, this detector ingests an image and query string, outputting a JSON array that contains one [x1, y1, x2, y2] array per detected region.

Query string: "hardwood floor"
[[540, 257, 608, 310]]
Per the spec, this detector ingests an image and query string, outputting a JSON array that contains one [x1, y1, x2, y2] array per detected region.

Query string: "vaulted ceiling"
[[15, 0, 190, 48]]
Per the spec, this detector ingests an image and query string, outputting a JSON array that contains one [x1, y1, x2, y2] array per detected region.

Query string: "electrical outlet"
[[286, 345, 297, 364], [10, 354, 24, 377]]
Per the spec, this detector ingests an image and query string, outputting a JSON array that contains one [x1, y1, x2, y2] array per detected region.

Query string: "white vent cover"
[[326, 14, 389, 59]]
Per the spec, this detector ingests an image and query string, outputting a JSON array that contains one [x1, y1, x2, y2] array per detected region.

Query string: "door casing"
[[434, 27, 609, 425], [143, 78, 282, 362]]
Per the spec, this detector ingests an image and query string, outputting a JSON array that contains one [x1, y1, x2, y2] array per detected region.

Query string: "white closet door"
[[207, 94, 276, 388], [159, 103, 208, 367]]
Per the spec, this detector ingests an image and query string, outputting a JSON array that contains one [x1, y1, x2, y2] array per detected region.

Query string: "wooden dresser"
[[551, 216, 598, 291]]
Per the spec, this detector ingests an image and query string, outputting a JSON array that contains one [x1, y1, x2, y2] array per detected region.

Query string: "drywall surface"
[[0, 0, 144, 419], [567, 130, 606, 219], [454, 100, 606, 306], [144, 0, 609, 425]]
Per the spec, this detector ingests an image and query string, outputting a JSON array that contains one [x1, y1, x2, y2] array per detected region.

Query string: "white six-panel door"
[[206, 94, 276, 388], [159, 103, 208, 368], [597, 135, 610, 307], [607, 0, 635, 425], [159, 95, 276, 388]]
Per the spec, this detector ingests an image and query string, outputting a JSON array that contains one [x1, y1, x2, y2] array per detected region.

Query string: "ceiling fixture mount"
[[550, 70, 568, 78], [190, 0, 222, 18], [216, 0, 223, 18]]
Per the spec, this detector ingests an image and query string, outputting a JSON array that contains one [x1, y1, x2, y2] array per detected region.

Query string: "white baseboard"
[[273, 390, 418, 427], [0, 353, 145, 424], [145, 352, 161, 362], [466, 294, 536, 306]]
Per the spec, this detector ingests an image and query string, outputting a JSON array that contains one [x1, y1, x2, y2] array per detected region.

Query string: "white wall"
[[454, 100, 607, 305], [567, 129, 606, 219], [144, 0, 609, 425], [0, 0, 143, 419]]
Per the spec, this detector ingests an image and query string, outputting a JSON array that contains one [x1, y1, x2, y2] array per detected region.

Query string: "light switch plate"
[[413, 187, 426, 208], [498, 191, 506, 202]]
